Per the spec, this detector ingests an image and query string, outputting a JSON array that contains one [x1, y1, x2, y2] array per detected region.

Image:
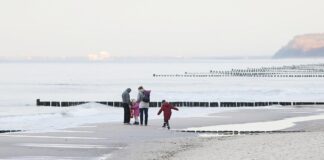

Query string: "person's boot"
[[162, 123, 166, 128], [133, 122, 139, 125]]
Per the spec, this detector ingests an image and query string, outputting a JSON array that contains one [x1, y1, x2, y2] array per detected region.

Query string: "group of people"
[[122, 86, 150, 126], [122, 86, 178, 129]]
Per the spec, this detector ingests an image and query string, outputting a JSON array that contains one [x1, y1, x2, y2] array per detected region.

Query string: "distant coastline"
[[274, 33, 324, 59]]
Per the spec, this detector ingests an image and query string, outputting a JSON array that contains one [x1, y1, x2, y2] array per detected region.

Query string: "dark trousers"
[[123, 103, 130, 123], [163, 119, 170, 127], [140, 108, 148, 125]]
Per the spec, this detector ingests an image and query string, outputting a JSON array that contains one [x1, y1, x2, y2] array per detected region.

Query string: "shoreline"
[[110, 123, 324, 160], [169, 131, 324, 160], [108, 106, 324, 160], [1, 106, 324, 159]]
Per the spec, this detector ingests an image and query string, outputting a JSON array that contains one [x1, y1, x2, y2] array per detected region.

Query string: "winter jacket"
[[131, 102, 140, 117], [158, 102, 178, 121], [137, 90, 151, 108], [122, 88, 131, 105]]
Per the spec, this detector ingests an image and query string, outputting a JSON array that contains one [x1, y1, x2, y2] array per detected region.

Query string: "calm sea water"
[[1, 58, 324, 107]]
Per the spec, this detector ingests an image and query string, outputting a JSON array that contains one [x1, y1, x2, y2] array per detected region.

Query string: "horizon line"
[[0, 55, 273, 62]]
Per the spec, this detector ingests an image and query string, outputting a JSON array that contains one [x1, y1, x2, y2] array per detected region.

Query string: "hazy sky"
[[0, 0, 324, 59]]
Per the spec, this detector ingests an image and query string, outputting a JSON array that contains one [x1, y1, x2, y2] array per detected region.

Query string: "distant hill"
[[273, 33, 324, 58]]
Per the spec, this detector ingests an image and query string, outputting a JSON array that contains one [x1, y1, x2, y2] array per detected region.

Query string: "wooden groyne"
[[0, 130, 22, 134], [178, 130, 305, 135], [36, 99, 324, 107], [153, 63, 324, 78]]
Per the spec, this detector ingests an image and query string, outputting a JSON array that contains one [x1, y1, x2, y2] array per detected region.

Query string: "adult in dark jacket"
[[122, 88, 132, 124], [158, 100, 178, 129]]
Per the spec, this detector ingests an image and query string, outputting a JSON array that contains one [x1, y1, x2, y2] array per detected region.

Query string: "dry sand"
[[172, 132, 324, 160], [110, 131, 324, 160]]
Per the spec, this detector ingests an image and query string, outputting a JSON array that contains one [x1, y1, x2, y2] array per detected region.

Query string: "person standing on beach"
[[130, 99, 140, 125], [122, 88, 132, 125], [137, 86, 151, 126], [158, 100, 179, 130]]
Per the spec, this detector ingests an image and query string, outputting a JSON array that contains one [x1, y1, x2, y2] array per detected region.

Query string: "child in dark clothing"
[[157, 100, 179, 129]]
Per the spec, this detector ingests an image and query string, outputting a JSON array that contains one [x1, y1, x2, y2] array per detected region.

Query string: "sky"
[[0, 0, 324, 60]]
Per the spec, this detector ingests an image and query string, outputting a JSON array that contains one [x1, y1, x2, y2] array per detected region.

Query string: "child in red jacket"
[[157, 100, 179, 129]]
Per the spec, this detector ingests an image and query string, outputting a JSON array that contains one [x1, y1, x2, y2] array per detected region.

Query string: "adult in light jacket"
[[137, 86, 150, 126]]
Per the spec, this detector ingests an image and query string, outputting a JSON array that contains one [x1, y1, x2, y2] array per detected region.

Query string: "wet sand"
[[110, 132, 324, 160], [1, 106, 324, 160], [170, 131, 324, 160]]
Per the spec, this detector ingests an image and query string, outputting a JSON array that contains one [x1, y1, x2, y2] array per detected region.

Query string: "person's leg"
[[134, 116, 139, 125], [162, 118, 167, 127], [130, 109, 134, 123], [123, 103, 127, 123], [140, 108, 144, 125], [125, 106, 130, 123], [166, 120, 170, 129], [144, 108, 148, 125], [135, 108, 140, 124]]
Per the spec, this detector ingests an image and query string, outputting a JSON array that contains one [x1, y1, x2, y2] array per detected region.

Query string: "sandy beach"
[[1, 106, 324, 160], [109, 107, 324, 160], [110, 132, 324, 160], [2, 1, 324, 159]]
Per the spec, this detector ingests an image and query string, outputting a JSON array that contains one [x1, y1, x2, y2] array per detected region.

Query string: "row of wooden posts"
[[154, 63, 324, 78], [179, 130, 305, 135], [36, 99, 324, 107], [153, 74, 324, 78], [214, 63, 324, 73], [0, 130, 22, 133]]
